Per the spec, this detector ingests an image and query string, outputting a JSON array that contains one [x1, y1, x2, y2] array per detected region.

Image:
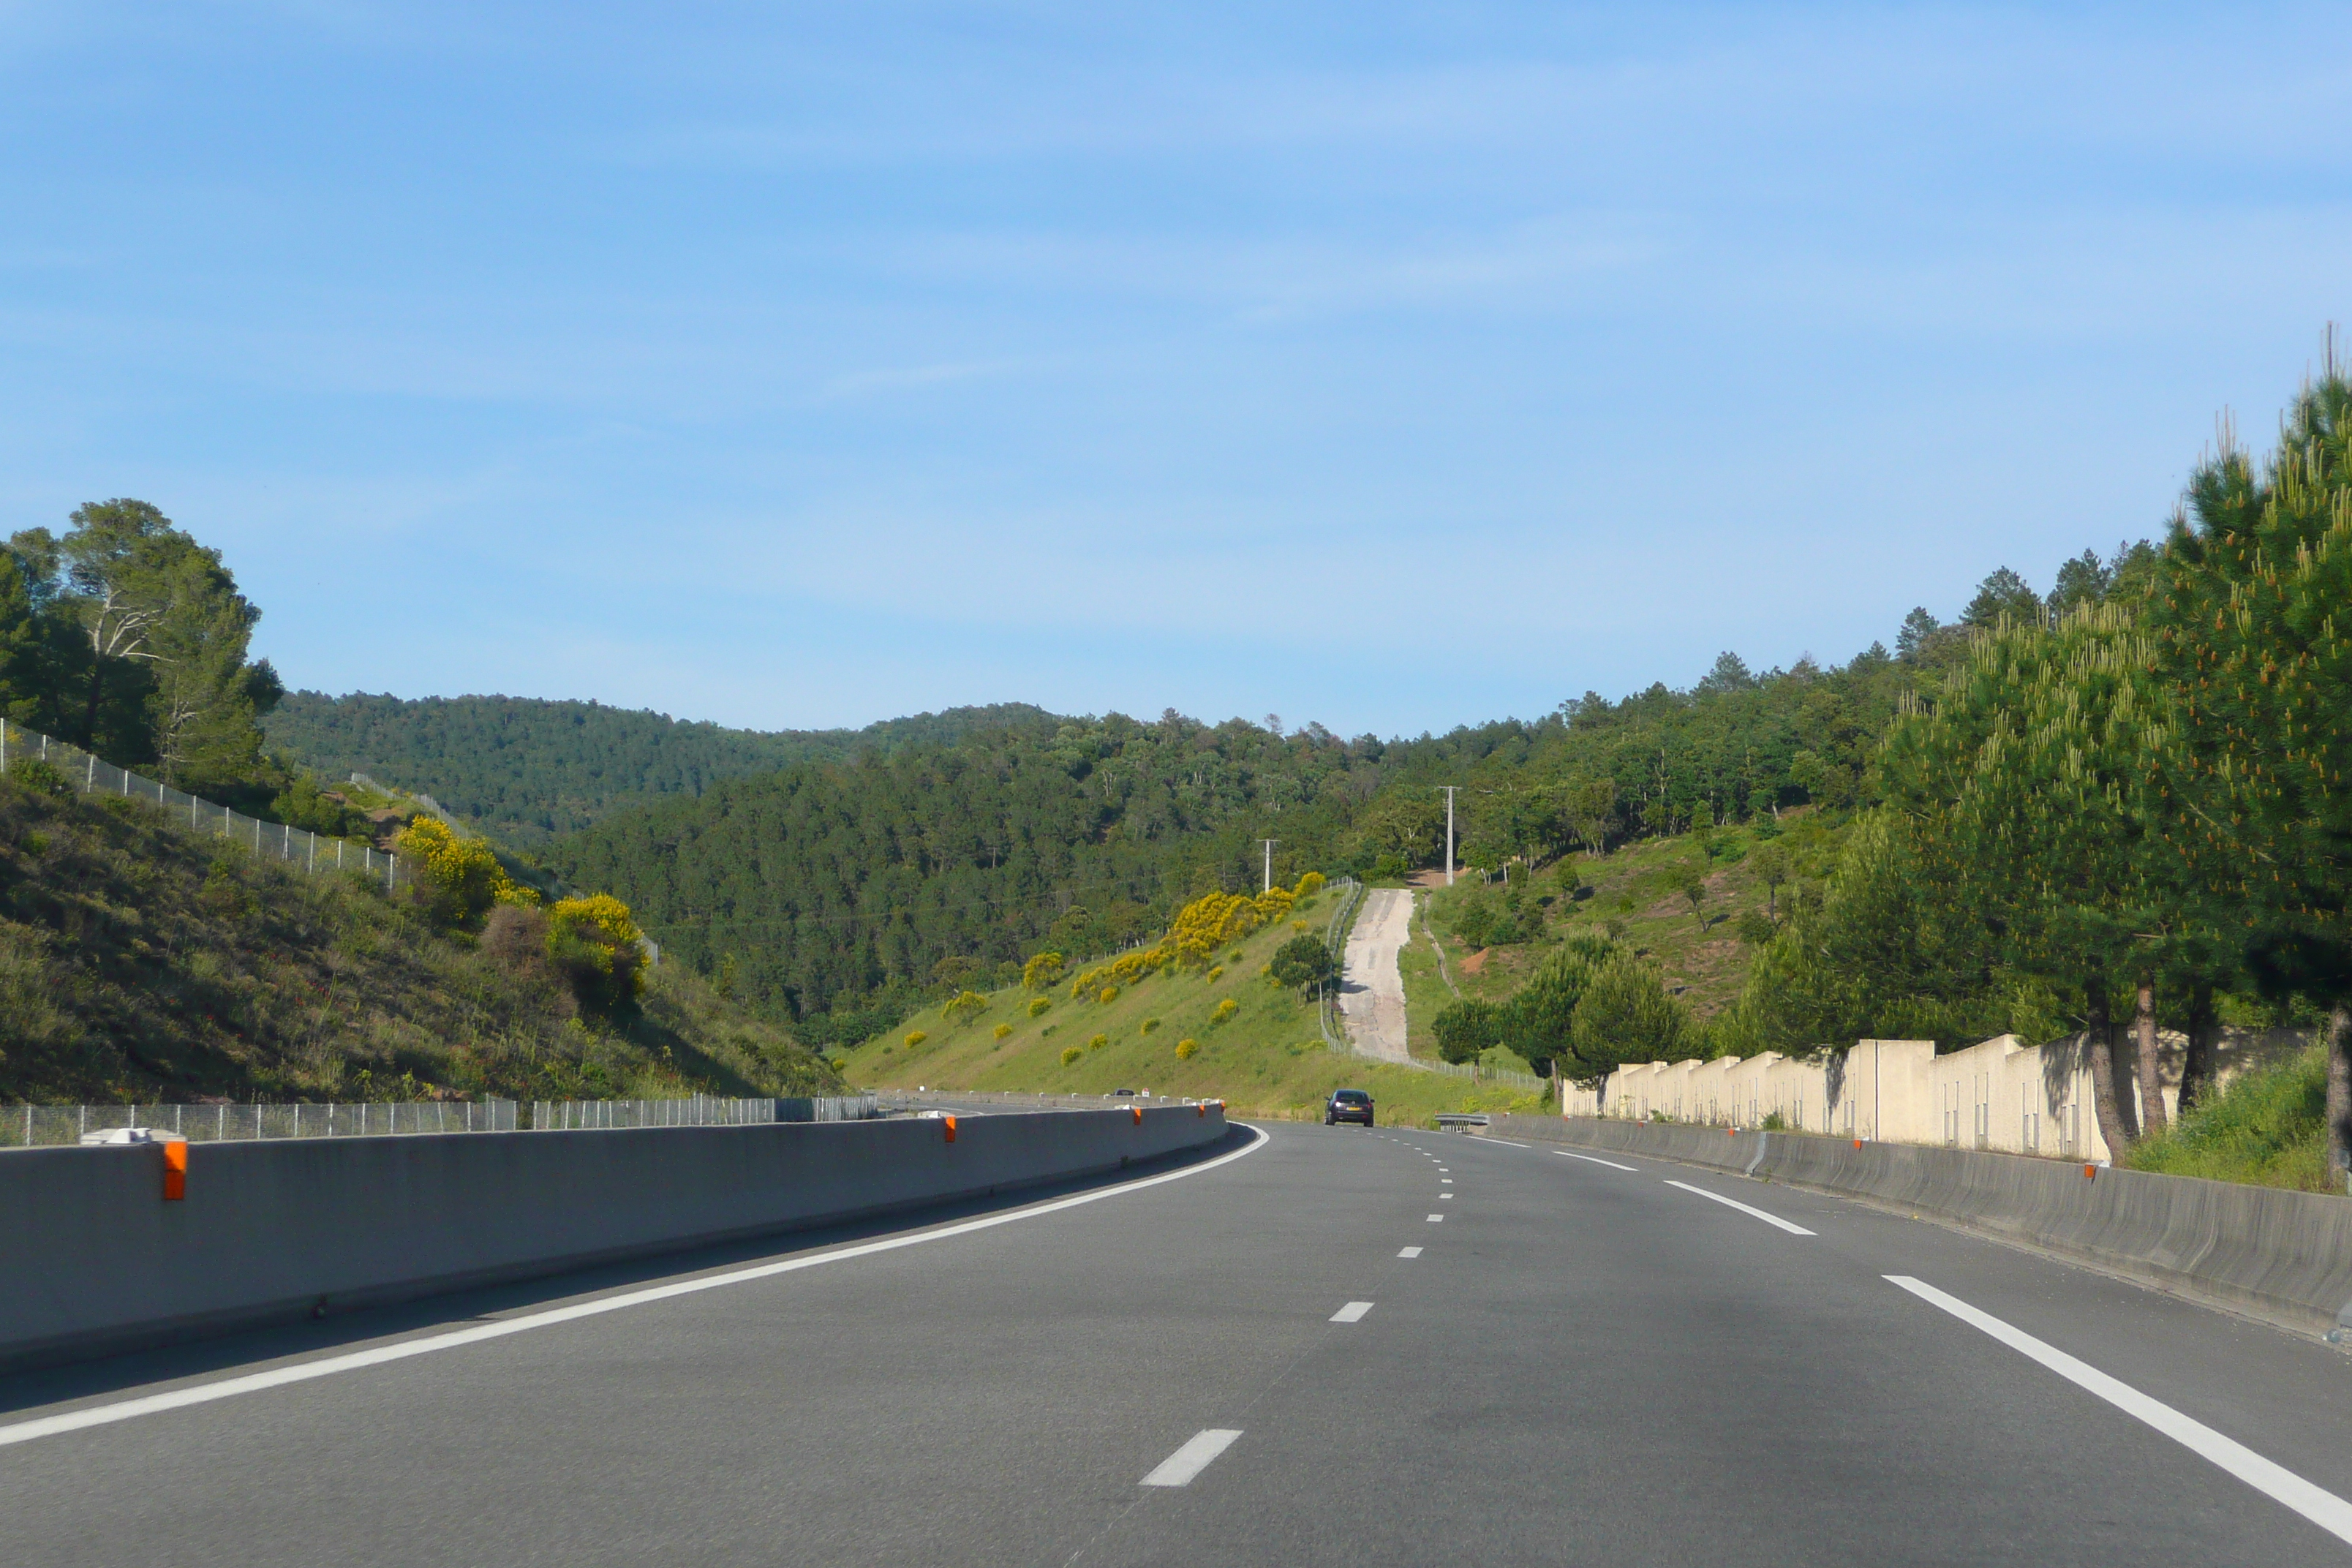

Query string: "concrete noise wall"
[[0, 1104, 1229, 1370], [1499, 1114, 2352, 1337]]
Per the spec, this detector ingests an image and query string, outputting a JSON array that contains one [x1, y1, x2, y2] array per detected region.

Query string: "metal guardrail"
[[0, 1101, 519, 1147]]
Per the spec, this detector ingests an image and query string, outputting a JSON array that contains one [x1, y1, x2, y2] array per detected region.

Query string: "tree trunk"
[[2328, 1004, 2352, 1196], [2133, 973, 2168, 1139], [2177, 984, 2217, 1115], [2085, 987, 2134, 1158]]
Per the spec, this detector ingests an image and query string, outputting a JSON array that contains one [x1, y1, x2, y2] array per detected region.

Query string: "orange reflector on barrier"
[[162, 1139, 186, 1202], [943, 1115, 957, 1145], [2084, 1163, 2096, 1180], [1131, 1106, 1143, 1125], [1196, 1103, 1205, 1117]]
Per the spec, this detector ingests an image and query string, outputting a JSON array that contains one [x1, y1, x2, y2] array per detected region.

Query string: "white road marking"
[[1885, 1275, 2352, 1546], [0, 1124, 1276, 1452], [1480, 1138, 1531, 1148], [1330, 1301, 1374, 1323], [1141, 1428, 1243, 1488], [1438, 1193, 1452, 1200], [1664, 1180, 1815, 1235], [1555, 1151, 1637, 1172], [1426, 1213, 1444, 1222], [1398, 1247, 1422, 1258], [1439, 1178, 1452, 1184]]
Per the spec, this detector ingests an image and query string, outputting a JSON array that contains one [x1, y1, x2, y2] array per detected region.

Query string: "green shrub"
[[1060, 1045, 1083, 1067], [6, 758, 70, 797], [1140, 1017, 1161, 1035]]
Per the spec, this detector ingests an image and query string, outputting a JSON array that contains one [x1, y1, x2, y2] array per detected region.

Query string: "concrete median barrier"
[[0, 1104, 1228, 1371], [1496, 1112, 2352, 1337]]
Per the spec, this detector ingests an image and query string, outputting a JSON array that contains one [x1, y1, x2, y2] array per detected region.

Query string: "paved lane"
[[6, 1123, 2352, 1565], [1334, 888, 1414, 1061]]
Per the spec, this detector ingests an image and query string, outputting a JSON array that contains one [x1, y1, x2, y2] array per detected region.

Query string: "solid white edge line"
[[1398, 1247, 1422, 1258], [1478, 1138, 1531, 1148], [1140, 1428, 1243, 1488], [0, 1123, 1275, 1452], [1554, 1150, 1637, 1172], [1330, 1301, 1374, 1323], [1885, 1275, 2352, 1546], [1662, 1180, 1815, 1235]]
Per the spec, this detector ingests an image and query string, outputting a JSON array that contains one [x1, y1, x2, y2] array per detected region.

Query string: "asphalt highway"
[[7, 1120, 2352, 1565]]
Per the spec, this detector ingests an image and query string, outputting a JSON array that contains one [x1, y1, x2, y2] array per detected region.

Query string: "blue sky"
[[3, 4, 2348, 738]]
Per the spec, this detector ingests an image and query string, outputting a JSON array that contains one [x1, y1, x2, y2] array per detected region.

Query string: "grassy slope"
[[2126, 1044, 2330, 1193], [1412, 810, 1852, 1020], [0, 776, 840, 1104], [838, 894, 1549, 1124]]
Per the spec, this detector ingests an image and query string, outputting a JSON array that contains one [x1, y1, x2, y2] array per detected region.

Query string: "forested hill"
[[543, 715, 1377, 1028], [263, 693, 1060, 845]]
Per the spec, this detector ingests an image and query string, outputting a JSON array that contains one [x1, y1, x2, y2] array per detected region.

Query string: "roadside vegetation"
[[0, 771, 838, 1104], [837, 881, 1547, 1124], [2125, 1045, 2329, 1192]]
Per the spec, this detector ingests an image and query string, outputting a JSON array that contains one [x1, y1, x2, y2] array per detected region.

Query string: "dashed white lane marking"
[[1555, 1151, 1637, 1172], [0, 1124, 1275, 1452], [1398, 1247, 1422, 1259], [1426, 1213, 1444, 1222], [1664, 1180, 1815, 1235], [1439, 1178, 1452, 1184], [1141, 1428, 1244, 1488], [1438, 1194, 1452, 1200], [1330, 1301, 1375, 1323], [1885, 1275, 2352, 1545]]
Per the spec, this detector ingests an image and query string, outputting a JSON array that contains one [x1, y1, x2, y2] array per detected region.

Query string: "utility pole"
[[1259, 839, 1279, 893], [1440, 786, 1458, 886]]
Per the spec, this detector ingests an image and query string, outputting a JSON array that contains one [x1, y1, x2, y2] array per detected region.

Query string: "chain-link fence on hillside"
[[0, 718, 407, 890], [529, 1095, 880, 1129], [0, 1101, 519, 1147]]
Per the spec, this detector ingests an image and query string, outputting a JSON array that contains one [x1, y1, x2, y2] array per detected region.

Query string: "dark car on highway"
[[1324, 1088, 1374, 1127]]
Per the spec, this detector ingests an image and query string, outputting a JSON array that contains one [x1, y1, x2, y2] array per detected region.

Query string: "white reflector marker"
[[1330, 1301, 1374, 1323], [1555, 1151, 1637, 1172], [1142, 1428, 1243, 1488], [1398, 1246, 1422, 1258], [1885, 1275, 2352, 1545], [1664, 1180, 1815, 1235]]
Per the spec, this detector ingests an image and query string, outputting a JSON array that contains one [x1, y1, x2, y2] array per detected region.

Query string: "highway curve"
[[6, 1123, 2352, 1565]]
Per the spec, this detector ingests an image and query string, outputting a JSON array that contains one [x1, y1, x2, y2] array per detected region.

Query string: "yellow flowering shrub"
[[1210, 998, 1238, 1025], [903, 1030, 928, 1049], [546, 893, 647, 1015], [1060, 1045, 1083, 1067], [1098, 985, 1118, 1005], [1175, 1039, 1199, 1060], [1028, 997, 1052, 1017], [941, 990, 988, 1026], [397, 815, 536, 930], [1207, 965, 1225, 982], [1088, 1033, 1109, 1051], [1139, 1017, 1161, 1035], [1023, 951, 1066, 992], [993, 1022, 1013, 1041]]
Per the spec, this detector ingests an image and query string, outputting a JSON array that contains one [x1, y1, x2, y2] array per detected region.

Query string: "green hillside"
[[837, 887, 1547, 1124], [546, 713, 1382, 1028], [263, 692, 1061, 845], [0, 769, 839, 1105]]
